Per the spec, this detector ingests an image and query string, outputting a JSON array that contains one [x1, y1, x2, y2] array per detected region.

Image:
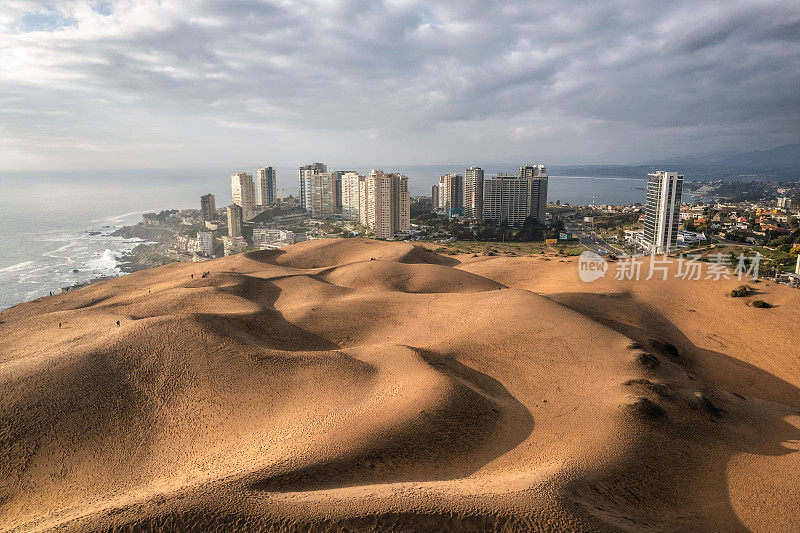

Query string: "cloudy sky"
[[0, 0, 798, 170]]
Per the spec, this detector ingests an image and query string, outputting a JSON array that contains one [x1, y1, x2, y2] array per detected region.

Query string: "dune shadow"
[[546, 290, 800, 531], [241, 242, 463, 268], [548, 290, 800, 408], [402, 246, 462, 267], [249, 346, 533, 493], [242, 248, 286, 264], [189, 273, 341, 353]]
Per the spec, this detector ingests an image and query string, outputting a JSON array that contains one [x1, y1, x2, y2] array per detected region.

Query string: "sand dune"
[[0, 239, 798, 531]]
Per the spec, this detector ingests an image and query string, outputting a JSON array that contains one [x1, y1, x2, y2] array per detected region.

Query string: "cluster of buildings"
[[195, 161, 415, 258], [298, 164, 411, 239], [252, 228, 305, 249], [195, 166, 286, 257], [431, 164, 548, 226], [227, 167, 278, 223], [174, 232, 214, 257], [629, 172, 800, 275], [688, 203, 798, 242]]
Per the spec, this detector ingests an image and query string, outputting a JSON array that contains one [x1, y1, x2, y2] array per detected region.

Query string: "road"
[[565, 222, 624, 256]]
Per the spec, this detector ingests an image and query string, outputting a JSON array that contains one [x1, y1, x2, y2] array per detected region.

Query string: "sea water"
[[0, 168, 655, 310]]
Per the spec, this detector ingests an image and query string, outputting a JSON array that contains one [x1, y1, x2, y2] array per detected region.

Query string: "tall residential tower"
[[257, 167, 277, 206], [299, 163, 327, 212], [360, 170, 410, 239], [231, 172, 256, 220], [226, 204, 243, 238], [310, 171, 335, 218], [200, 193, 216, 221], [435, 173, 464, 215], [340, 172, 364, 221], [464, 166, 484, 220], [643, 171, 684, 254], [520, 164, 548, 223]]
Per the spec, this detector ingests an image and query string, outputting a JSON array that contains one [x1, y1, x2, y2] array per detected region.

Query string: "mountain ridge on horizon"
[[639, 143, 800, 168]]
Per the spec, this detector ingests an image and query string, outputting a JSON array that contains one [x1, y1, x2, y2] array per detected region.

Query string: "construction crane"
[[278, 187, 299, 202]]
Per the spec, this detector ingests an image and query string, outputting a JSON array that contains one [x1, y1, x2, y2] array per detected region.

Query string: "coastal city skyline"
[[2, 151, 798, 313], [181, 157, 699, 261]]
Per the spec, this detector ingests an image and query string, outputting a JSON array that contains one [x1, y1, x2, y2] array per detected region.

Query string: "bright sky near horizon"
[[0, 0, 798, 171]]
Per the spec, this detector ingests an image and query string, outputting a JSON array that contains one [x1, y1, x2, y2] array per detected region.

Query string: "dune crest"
[[0, 239, 798, 532]]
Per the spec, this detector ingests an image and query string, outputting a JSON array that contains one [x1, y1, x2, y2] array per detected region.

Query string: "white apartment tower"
[[299, 163, 327, 211], [340, 172, 364, 221], [464, 166, 484, 220], [360, 170, 410, 239], [231, 172, 256, 220], [257, 167, 277, 206], [643, 171, 684, 254]]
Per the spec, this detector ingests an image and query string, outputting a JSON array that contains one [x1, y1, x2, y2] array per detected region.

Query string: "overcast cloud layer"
[[0, 0, 798, 170]]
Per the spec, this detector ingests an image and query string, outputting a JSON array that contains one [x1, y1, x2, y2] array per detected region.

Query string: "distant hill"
[[719, 143, 800, 168], [647, 149, 737, 166], [642, 144, 800, 168]]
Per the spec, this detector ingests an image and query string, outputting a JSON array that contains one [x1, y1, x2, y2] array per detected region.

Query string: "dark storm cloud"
[[0, 0, 797, 168]]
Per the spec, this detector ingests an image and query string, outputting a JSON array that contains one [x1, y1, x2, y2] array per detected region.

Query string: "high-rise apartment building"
[[226, 204, 243, 238], [257, 167, 277, 206], [435, 173, 464, 214], [360, 170, 410, 239], [231, 172, 256, 220], [200, 193, 216, 221], [332, 170, 354, 215], [310, 171, 335, 218], [482, 164, 548, 226], [340, 172, 364, 221], [520, 164, 548, 223], [482, 174, 532, 227], [431, 184, 439, 210], [643, 171, 683, 254], [777, 197, 796, 209], [464, 166, 484, 220], [299, 163, 327, 211]]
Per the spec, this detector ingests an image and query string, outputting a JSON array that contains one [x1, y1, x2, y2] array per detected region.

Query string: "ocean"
[[0, 167, 654, 310]]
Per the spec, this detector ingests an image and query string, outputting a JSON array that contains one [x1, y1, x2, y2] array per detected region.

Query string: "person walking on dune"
[[116, 320, 120, 327]]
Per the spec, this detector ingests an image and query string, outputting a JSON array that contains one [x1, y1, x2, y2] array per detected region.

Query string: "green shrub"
[[730, 285, 752, 298], [751, 300, 772, 308]]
